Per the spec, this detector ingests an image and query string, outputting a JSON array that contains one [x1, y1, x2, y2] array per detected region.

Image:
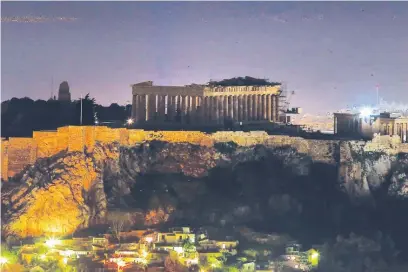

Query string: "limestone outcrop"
[[1, 136, 407, 245]]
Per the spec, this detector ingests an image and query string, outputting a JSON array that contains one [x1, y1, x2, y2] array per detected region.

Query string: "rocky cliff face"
[[2, 139, 408, 251]]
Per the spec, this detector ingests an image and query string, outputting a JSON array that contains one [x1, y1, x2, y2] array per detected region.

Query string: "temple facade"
[[131, 81, 281, 126], [334, 112, 408, 142]]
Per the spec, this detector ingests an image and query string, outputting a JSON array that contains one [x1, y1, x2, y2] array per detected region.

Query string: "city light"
[[145, 237, 153, 243], [126, 118, 134, 125], [45, 238, 61, 248], [62, 250, 74, 257], [360, 107, 373, 117], [311, 252, 319, 259], [116, 258, 126, 267], [0, 257, 7, 265], [141, 250, 148, 258], [174, 247, 183, 254]]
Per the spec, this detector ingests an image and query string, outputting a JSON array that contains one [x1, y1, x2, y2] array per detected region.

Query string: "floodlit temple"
[[334, 111, 408, 142], [131, 81, 281, 127]]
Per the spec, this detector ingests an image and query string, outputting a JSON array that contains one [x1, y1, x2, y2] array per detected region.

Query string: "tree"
[[182, 239, 196, 259], [0, 244, 19, 266], [164, 256, 185, 272], [107, 211, 134, 243], [1, 96, 131, 137], [74, 93, 96, 125], [317, 233, 399, 272], [145, 207, 174, 226]]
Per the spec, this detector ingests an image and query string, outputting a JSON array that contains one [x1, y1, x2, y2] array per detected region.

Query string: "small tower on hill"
[[58, 81, 71, 102]]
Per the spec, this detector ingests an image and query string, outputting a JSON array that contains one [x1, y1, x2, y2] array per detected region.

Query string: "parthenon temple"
[[131, 81, 281, 126]]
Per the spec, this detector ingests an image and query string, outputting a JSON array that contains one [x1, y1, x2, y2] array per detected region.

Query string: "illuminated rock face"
[[1, 139, 408, 239], [1, 144, 118, 238]]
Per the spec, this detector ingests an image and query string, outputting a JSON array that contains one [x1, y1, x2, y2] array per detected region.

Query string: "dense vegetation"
[[208, 76, 281, 87], [1, 95, 131, 137]]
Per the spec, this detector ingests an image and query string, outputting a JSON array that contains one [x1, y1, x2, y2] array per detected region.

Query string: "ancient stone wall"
[[1, 126, 408, 181], [1, 138, 9, 180], [6, 137, 37, 178]]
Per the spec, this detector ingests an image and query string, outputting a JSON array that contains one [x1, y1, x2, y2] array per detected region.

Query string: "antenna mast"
[[51, 76, 54, 100], [80, 94, 83, 125]]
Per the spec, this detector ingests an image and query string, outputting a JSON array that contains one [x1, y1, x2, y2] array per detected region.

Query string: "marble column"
[[197, 97, 203, 123], [223, 96, 228, 120], [248, 95, 253, 121], [146, 94, 152, 122], [243, 95, 248, 121], [186, 95, 190, 123], [252, 95, 257, 121], [173, 96, 179, 122], [166, 96, 173, 122], [271, 95, 276, 122], [191, 96, 197, 122], [257, 95, 262, 120], [212, 97, 217, 122], [152, 94, 158, 121], [237, 96, 243, 122], [207, 97, 213, 122], [213, 97, 219, 124], [266, 95, 272, 121], [218, 96, 224, 124], [203, 97, 208, 122], [231, 96, 236, 120], [158, 95, 166, 122], [263, 95, 267, 120], [134, 95, 138, 122], [233, 96, 239, 122], [142, 94, 147, 122], [186, 95, 191, 123], [139, 94, 146, 122], [208, 97, 213, 122], [180, 95, 186, 123], [132, 95, 137, 121], [227, 96, 233, 119]]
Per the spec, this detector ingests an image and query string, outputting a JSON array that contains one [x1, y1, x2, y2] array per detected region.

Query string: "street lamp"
[[359, 107, 373, 118], [115, 258, 126, 272], [0, 257, 8, 266], [126, 118, 134, 126], [45, 238, 61, 248]]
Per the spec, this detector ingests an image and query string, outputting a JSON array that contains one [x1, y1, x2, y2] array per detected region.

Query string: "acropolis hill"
[[2, 125, 408, 181], [1, 126, 408, 245]]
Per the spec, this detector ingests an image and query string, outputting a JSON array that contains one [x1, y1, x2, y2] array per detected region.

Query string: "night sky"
[[2, 2, 407, 113]]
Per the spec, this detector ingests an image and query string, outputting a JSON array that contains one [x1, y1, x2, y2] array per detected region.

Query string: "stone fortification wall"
[[5, 138, 37, 178], [2, 126, 408, 181]]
